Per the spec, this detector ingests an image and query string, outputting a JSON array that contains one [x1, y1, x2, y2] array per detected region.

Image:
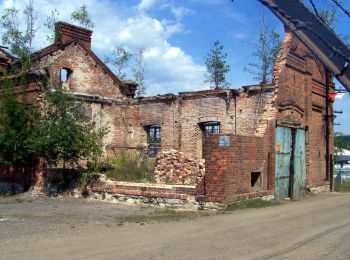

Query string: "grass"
[[105, 153, 156, 183], [0, 197, 32, 204], [224, 198, 280, 212], [114, 208, 209, 225], [334, 181, 350, 192]]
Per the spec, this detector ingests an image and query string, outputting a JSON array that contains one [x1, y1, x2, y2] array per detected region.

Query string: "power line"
[[331, 0, 350, 19], [309, 0, 326, 24]]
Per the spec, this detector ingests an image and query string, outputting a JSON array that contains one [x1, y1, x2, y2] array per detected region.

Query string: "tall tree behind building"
[[71, 4, 94, 29], [304, 0, 349, 43], [105, 46, 147, 96], [44, 9, 60, 43], [204, 40, 230, 89], [244, 11, 280, 85], [132, 48, 146, 96], [105, 47, 132, 81], [0, 0, 38, 62]]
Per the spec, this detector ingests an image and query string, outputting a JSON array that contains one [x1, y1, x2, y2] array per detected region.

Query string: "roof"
[[0, 47, 16, 61], [260, 0, 350, 91]]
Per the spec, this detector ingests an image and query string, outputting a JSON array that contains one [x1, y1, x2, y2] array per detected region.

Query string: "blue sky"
[[0, 0, 349, 133]]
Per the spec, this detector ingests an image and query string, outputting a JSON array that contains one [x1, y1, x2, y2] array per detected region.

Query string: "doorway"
[[275, 127, 306, 200]]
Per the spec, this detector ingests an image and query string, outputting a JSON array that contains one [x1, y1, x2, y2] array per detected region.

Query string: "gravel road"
[[1, 192, 350, 259]]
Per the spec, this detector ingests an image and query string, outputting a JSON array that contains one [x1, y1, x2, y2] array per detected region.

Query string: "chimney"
[[56, 22, 93, 50]]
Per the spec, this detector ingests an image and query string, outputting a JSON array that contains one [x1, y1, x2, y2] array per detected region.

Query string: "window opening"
[[60, 68, 72, 83], [251, 172, 261, 188], [201, 121, 221, 135], [146, 125, 161, 156]]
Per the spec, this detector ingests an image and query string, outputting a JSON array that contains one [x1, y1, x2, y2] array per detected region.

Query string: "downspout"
[[325, 70, 330, 188], [234, 94, 237, 134]]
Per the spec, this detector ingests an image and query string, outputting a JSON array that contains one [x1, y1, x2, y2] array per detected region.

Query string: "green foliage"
[[304, 0, 349, 45], [44, 9, 60, 43], [204, 40, 230, 89], [334, 180, 350, 192], [0, 82, 107, 179], [106, 152, 156, 183], [71, 4, 94, 29], [334, 132, 349, 157], [0, 82, 41, 168], [105, 46, 146, 96], [105, 46, 133, 81], [0, 0, 37, 59], [133, 48, 146, 97], [244, 12, 281, 84], [39, 90, 107, 168], [224, 198, 279, 212]]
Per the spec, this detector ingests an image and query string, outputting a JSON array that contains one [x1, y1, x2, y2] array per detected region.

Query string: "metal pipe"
[[325, 71, 330, 183], [330, 154, 334, 192]]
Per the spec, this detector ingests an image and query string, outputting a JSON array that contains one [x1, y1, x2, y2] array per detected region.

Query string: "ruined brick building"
[[0, 22, 334, 203]]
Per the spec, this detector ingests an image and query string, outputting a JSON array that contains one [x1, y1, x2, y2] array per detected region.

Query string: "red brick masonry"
[[91, 179, 204, 201]]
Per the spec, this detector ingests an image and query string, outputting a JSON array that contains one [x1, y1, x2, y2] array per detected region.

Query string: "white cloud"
[[137, 0, 158, 12], [171, 6, 193, 21], [0, 0, 206, 96]]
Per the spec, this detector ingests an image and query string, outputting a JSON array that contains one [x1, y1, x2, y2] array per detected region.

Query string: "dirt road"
[[1, 193, 350, 259]]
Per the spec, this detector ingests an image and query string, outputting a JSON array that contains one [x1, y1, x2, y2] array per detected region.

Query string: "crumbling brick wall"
[[203, 130, 274, 203], [274, 27, 333, 188]]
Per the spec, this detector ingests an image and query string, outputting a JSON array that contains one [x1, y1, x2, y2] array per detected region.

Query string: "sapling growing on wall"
[[204, 40, 231, 89]]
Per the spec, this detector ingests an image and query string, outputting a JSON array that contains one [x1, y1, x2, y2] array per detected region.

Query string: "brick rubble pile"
[[154, 150, 205, 185]]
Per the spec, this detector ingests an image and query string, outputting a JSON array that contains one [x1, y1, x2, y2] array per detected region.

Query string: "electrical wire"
[[309, 0, 326, 24], [330, 0, 350, 19]]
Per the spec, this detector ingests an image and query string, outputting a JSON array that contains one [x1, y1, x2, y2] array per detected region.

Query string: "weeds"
[[334, 181, 350, 192], [224, 198, 279, 212], [106, 152, 156, 183], [115, 208, 205, 225]]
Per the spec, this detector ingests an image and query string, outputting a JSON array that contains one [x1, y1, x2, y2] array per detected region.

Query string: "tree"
[[0, 0, 38, 62], [132, 48, 146, 96], [105, 46, 147, 96], [244, 12, 281, 84], [39, 90, 107, 170], [305, 0, 349, 43], [71, 4, 94, 29], [204, 40, 230, 89], [334, 132, 348, 158], [105, 46, 132, 81], [0, 81, 41, 169], [44, 9, 60, 43]]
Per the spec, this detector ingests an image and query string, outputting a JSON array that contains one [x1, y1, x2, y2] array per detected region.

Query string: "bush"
[[106, 152, 156, 183], [334, 180, 350, 192]]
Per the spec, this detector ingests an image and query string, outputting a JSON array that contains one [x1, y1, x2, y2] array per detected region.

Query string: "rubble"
[[154, 150, 205, 185]]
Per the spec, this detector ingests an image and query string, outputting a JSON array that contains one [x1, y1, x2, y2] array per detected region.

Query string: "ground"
[[1, 193, 350, 259]]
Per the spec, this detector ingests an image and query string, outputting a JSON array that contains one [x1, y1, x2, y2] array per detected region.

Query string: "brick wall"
[[100, 88, 275, 161], [274, 27, 333, 188], [32, 43, 122, 99], [203, 130, 274, 203]]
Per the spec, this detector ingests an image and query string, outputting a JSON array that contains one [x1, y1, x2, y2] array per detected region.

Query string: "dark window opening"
[[60, 68, 72, 83], [146, 125, 161, 156], [251, 172, 261, 187], [200, 121, 221, 136]]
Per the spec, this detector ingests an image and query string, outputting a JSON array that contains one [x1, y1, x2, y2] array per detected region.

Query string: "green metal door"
[[275, 127, 292, 200], [292, 129, 306, 200]]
